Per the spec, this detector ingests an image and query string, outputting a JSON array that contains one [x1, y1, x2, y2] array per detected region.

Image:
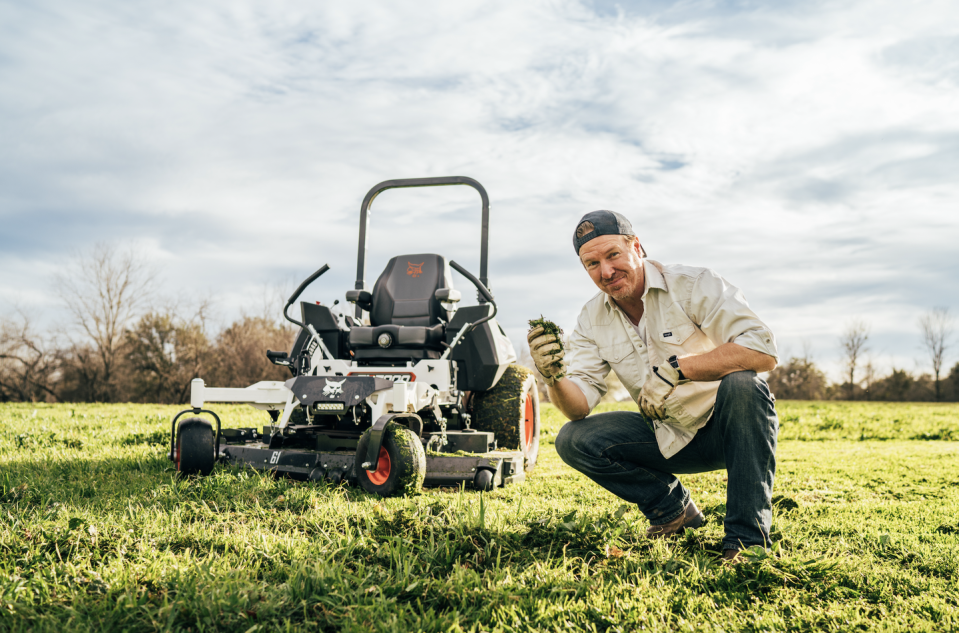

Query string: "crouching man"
[[530, 211, 779, 562]]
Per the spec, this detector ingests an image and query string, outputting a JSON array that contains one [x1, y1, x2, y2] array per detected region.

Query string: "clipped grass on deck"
[[1, 401, 958, 632]]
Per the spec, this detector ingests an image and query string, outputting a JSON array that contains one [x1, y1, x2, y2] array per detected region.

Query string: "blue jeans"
[[554, 371, 778, 551]]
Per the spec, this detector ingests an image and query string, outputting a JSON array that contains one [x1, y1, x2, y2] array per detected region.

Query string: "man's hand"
[[528, 325, 565, 385], [638, 363, 682, 420]]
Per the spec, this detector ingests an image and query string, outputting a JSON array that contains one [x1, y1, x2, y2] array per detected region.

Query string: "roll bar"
[[355, 176, 490, 302]]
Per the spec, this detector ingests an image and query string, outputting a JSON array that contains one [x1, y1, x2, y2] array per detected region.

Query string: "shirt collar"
[[602, 259, 667, 313], [644, 259, 667, 294]]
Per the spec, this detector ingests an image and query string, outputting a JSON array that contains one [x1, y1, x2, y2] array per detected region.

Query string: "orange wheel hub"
[[367, 447, 391, 485]]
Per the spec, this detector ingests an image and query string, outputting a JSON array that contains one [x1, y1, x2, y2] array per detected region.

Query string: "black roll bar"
[[355, 176, 490, 301]]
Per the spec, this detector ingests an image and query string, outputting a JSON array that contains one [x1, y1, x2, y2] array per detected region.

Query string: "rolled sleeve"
[[564, 312, 609, 413], [733, 326, 778, 360], [688, 269, 779, 363]]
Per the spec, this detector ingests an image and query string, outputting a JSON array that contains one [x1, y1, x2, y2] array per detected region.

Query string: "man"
[[529, 210, 779, 561]]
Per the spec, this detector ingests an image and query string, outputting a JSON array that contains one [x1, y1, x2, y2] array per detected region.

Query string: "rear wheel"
[[472, 364, 541, 472], [175, 417, 215, 477], [355, 423, 426, 497]]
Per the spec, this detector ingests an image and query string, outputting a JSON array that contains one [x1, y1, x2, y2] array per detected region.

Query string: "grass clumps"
[[472, 364, 535, 454], [528, 315, 563, 340], [528, 316, 565, 382]]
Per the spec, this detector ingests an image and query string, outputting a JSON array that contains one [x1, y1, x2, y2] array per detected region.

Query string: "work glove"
[[638, 362, 683, 420], [528, 325, 566, 386]]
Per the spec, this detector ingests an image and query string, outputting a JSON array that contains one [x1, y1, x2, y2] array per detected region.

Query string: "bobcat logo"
[[322, 379, 345, 397], [406, 261, 424, 278]]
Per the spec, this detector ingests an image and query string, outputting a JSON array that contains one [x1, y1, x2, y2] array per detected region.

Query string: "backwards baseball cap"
[[573, 210, 636, 256]]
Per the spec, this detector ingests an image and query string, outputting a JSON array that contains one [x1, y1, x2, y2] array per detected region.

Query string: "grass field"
[[1, 400, 958, 632]]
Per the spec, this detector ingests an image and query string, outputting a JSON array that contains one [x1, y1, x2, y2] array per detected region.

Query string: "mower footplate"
[[220, 444, 355, 483]]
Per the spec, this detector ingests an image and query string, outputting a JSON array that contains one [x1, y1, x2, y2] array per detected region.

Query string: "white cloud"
[[2, 0, 958, 378]]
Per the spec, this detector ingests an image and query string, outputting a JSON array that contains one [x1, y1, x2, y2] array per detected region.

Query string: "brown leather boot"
[[646, 500, 704, 538], [721, 549, 741, 564]]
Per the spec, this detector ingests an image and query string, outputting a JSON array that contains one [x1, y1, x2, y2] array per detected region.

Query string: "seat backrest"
[[369, 254, 453, 327]]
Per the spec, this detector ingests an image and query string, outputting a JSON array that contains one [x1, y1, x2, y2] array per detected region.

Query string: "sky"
[[2, 0, 958, 380]]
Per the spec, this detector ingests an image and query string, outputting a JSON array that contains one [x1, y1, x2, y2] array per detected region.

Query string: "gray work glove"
[[528, 325, 565, 386], [638, 362, 682, 420]]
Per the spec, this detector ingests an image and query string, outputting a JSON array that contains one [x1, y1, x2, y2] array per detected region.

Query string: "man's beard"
[[603, 272, 637, 301]]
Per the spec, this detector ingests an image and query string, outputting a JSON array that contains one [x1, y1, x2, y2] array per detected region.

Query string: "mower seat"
[[349, 254, 454, 361]]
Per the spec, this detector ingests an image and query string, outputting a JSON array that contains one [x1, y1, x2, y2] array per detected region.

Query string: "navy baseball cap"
[[573, 210, 636, 255]]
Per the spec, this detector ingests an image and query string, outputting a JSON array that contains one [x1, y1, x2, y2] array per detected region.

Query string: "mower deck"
[[217, 440, 526, 489]]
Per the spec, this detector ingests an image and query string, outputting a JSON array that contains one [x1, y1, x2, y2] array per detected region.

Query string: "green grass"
[[1, 401, 958, 632], [775, 400, 959, 441]]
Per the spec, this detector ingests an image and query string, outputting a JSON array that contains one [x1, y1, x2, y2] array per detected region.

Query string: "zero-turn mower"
[[168, 176, 540, 496]]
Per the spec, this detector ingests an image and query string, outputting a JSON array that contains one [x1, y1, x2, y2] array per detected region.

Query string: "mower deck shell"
[[217, 441, 525, 488]]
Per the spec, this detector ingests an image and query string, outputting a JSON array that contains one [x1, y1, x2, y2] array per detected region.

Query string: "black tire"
[[355, 423, 426, 497], [175, 417, 215, 477], [474, 468, 495, 491], [471, 364, 541, 472]]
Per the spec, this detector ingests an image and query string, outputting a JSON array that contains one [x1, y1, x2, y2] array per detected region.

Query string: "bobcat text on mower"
[[169, 176, 541, 496]]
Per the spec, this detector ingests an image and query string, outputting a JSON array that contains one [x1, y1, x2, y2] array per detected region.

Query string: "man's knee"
[[719, 369, 760, 393], [554, 421, 580, 464], [716, 370, 777, 433], [718, 370, 774, 404]]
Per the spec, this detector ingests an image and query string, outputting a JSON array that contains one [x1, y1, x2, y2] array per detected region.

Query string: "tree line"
[[766, 311, 958, 402], [2, 244, 956, 404], [1, 245, 294, 404]]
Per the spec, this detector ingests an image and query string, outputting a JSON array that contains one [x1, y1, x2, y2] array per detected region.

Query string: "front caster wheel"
[[474, 468, 495, 492], [175, 417, 214, 477], [355, 423, 426, 497]]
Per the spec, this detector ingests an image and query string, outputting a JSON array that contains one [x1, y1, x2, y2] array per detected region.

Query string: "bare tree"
[[56, 243, 155, 401], [838, 318, 870, 400], [0, 311, 61, 402], [918, 307, 954, 401]]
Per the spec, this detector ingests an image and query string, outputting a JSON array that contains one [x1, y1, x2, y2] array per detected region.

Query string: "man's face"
[[579, 235, 645, 301]]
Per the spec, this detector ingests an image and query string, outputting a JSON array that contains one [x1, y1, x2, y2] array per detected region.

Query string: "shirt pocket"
[[657, 303, 713, 355], [658, 303, 697, 346], [599, 338, 641, 387], [658, 321, 696, 346]]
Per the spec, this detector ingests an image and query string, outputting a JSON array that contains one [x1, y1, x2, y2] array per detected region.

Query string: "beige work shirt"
[[566, 259, 778, 458]]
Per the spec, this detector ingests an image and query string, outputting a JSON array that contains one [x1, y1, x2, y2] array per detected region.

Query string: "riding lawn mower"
[[168, 176, 541, 496]]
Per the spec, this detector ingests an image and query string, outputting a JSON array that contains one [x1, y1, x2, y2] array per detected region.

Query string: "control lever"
[[266, 350, 291, 367]]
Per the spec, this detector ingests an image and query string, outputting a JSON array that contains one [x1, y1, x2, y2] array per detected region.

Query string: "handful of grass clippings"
[[529, 316, 565, 383], [528, 316, 564, 349]]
